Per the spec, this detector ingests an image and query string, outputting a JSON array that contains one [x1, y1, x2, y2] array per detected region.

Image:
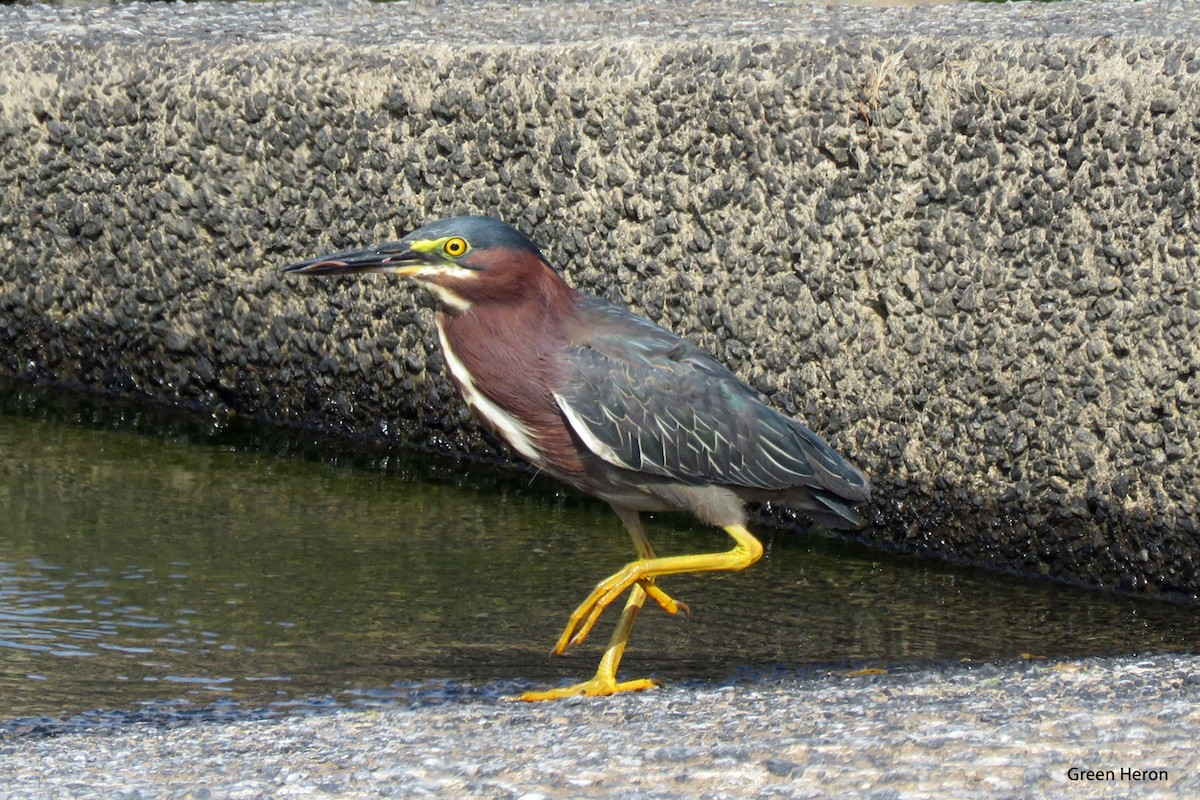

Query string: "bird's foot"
[[514, 674, 660, 702], [552, 563, 661, 654]]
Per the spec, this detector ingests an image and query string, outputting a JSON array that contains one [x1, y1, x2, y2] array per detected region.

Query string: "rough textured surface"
[[3, 655, 1199, 797], [0, 0, 1198, 597]]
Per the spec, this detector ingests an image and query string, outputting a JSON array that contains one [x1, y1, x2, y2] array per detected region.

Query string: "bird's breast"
[[435, 320, 547, 466]]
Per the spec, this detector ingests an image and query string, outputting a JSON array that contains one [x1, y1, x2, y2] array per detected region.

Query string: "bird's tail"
[[804, 486, 866, 530]]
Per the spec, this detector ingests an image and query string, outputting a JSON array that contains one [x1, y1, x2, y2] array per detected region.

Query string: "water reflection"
[[0, 379, 1197, 720]]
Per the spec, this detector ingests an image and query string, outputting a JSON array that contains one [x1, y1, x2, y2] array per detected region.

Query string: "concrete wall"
[[1, 1, 1198, 598]]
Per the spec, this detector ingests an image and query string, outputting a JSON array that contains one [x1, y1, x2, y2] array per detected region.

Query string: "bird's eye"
[[443, 237, 468, 257]]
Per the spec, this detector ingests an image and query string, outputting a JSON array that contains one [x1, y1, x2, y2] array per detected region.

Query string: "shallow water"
[[1, 379, 1197, 722]]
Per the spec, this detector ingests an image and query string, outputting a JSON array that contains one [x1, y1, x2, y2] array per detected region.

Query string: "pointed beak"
[[282, 242, 433, 277]]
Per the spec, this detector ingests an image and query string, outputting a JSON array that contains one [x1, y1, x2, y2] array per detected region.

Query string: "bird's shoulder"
[[564, 293, 749, 387], [556, 293, 774, 479]]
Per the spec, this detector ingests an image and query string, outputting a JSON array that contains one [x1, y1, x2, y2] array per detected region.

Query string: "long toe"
[[553, 562, 645, 653], [514, 676, 660, 702]]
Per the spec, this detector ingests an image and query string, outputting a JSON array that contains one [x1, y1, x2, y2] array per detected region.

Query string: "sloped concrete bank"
[[0, 1, 1197, 598]]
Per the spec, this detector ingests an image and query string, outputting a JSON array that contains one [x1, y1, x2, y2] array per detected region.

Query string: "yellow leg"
[[620, 506, 690, 622], [553, 523, 763, 653]]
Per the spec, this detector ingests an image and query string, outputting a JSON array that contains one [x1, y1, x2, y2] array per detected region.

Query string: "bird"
[[284, 215, 870, 700]]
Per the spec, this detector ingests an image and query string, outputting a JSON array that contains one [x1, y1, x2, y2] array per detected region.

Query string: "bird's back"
[[556, 293, 870, 529]]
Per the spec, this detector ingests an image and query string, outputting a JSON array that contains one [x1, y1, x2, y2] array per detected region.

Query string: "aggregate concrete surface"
[[0, 2, 1198, 592], [3, 655, 1199, 798]]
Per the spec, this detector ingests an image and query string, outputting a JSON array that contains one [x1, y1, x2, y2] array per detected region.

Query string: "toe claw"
[[641, 581, 686, 617]]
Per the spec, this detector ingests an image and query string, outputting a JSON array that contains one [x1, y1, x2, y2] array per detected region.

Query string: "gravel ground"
[[2, 654, 1197, 798]]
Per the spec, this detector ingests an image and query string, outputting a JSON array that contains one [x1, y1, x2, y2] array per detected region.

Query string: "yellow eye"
[[443, 237, 468, 257]]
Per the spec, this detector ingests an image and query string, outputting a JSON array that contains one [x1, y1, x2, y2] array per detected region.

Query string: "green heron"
[[285, 215, 870, 701]]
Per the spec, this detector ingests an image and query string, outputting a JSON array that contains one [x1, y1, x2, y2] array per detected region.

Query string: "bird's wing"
[[555, 297, 868, 498]]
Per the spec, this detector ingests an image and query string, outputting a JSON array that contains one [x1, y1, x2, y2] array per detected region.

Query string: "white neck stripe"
[[436, 321, 543, 465]]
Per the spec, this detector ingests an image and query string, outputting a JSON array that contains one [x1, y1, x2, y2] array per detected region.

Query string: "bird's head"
[[283, 215, 560, 312]]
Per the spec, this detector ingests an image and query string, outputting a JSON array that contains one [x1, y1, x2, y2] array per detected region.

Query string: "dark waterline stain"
[[1, 378, 1197, 727]]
